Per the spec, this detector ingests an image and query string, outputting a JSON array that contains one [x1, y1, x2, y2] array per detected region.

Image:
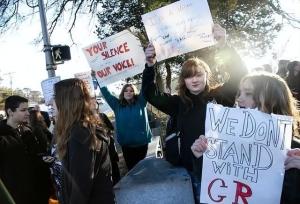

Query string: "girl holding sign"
[[191, 72, 300, 204], [100, 84, 152, 171], [142, 24, 248, 202]]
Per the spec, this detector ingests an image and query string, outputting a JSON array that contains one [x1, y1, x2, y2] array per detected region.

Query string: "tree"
[[0, 87, 43, 109], [29, 90, 42, 103], [1, 0, 299, 39], [95, 0, 300, 92], [0, 87, 13, 109], [1, 0, 299, 92], [96, 0, 300, 57], [0, 0, 101, 35]]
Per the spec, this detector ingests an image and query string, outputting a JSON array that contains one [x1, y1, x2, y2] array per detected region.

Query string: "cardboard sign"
[[41, 76, 61, 105], [200, 103, 293, 204], [74, 71, 94, 95], [82, 30, 145, 86], [142, 0, 215, 62]]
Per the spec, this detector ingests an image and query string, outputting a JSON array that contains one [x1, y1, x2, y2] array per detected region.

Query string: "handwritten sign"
[[142, 0, 215, 62], [82, 30, 145, 87], [41, 76, 61, 105], [74, 71, 94, 95], [200, 103, 293, 204]]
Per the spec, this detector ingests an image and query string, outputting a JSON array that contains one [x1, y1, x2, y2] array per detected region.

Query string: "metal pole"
[[38, 0, 56, 78], [9, 75, 12, 95]]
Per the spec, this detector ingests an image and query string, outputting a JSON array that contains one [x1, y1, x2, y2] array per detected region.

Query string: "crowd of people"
[[0, 24, 299, 204]]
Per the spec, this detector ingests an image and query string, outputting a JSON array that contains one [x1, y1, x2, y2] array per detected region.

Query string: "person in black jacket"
[[286, 148, 300, 170], [33, 105, 51, 128], [91, 96, 121, 185], [53, 78, 115, 204], [0, 95, 51, 204], [28, 110, 52, 152], [98, 112, 121, 185], [286, 61, 300, 102], [142, 24, 247, 202]]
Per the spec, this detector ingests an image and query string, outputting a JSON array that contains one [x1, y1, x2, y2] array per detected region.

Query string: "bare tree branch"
[[267, 0, 300, 29], [48, 0, 70, 35]]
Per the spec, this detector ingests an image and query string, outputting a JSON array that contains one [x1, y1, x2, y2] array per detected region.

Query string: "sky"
[[0, 0, 299, 93], [244, 0, 300, 69], [0, 14, 99, 92]]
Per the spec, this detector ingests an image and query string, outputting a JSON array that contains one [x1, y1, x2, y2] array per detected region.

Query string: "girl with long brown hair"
[[54, 78, 114, 204], [191, 72, 300, 204], [100, 83, 152, 171], [142, 24, 248, 202]]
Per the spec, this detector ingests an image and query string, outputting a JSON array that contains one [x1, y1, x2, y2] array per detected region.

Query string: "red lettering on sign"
[[101, 42, 130, 60], [232, 180, 252, 204], [96, 67, 111, 78], [113, 58, 135, 72], [85, 42, 107, 57], [208, 178, 227, 202]]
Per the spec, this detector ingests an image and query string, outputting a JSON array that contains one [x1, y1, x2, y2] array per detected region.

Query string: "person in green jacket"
[[100, 84, 152, 171]]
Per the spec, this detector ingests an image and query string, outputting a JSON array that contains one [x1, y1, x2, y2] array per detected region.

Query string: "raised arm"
[[209, 25, 248, 107], [100, 86, 119, 111], [142, 44, 179, 116]]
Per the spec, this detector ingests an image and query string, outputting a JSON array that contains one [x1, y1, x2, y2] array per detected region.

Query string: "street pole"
[[3, 72, 15, 95], [38, 0, 56, 78]]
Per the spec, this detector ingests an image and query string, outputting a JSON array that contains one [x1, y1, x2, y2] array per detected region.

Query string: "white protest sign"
[[200, 103, 293, 204], [142, 0, 215, 62], [74, 71, 94, 95], [82, 30, 145, 87], [41, 76, 61, 105]]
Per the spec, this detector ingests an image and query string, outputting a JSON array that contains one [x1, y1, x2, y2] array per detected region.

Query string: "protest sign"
[[41, 76, 61, 105], [200, 103, 293, 204], [74, 71, 94, 95], [82, 30, 145, 87], [142, 0, 215, 62]]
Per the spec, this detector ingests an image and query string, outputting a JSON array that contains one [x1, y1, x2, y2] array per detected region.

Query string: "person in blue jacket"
[[100, 84, 152, 170]]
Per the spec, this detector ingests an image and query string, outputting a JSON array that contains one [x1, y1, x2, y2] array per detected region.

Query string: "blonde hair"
[[54, 78, 105, 159], [240, 72, 300, 135], [178, 57, 213, 108]]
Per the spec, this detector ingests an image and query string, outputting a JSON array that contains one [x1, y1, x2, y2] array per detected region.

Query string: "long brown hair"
[[119, 84, 138, 106], [240, 72, 300, 135], [29, 109, 51, 150], [29, 110, 48, 128], [54, 78, 104, 159], [177, 57, 213, 108]]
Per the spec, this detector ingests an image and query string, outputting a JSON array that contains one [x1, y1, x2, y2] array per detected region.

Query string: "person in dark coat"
[[54, 78, 115, 204], [91, 96, 121, 185], [142, 24, 247, 202], [0, 95, 51, 204], [286, 61, 300, 102], [99, 112, 121, 185], [32, 105, 51, 128]]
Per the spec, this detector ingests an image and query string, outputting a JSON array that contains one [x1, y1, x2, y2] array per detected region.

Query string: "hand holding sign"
[[145, 43, 157, 67], [285, 148, 300, 170], [191, 135, 208, 158], [212, 24, 226, 46]]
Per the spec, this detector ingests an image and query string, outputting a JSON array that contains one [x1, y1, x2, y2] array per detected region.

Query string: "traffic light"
[[52, 45, 71, 63]]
